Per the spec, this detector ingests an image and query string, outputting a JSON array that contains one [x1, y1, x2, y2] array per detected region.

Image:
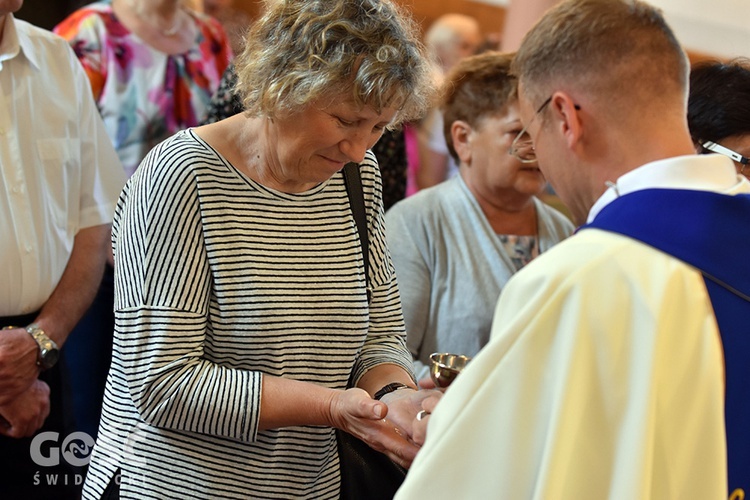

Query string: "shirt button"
[[25, 244, 32, 253]]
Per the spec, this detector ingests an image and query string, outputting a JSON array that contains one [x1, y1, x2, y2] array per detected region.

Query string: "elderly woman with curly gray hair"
[[82, 0, 437, 498]]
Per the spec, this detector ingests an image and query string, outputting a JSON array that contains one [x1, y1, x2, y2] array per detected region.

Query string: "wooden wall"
[[15, 0, 718, 65], [234, 0, 263, 20], [397, 0, 505, 38], [233, 0, 506, 40], [233, 0, 716, 63], [14, 0, 504, 42], [15, 0, 88, 30]]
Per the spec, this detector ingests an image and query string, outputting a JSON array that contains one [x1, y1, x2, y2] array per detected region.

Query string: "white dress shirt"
[[0, 14, 125, 316]]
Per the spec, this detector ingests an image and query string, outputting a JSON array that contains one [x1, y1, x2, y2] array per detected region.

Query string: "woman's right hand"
[[329, 388, 420, 469]]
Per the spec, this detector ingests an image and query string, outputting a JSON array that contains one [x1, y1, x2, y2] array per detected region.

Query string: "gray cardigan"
[[385, 176, 575, 379]]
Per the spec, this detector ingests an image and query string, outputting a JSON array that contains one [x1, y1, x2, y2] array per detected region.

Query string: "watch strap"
[[26, 323, 59, 370], [373, 382, 410, 401]]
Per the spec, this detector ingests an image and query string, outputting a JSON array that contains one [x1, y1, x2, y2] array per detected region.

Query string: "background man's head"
[[425, 13, 482, 74]]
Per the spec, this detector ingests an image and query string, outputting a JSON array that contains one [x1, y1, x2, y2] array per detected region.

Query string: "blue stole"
[[582, 188, 750, 496]]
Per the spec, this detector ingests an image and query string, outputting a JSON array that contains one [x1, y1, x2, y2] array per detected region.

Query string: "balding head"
[[509, 0, 694, 225], [512, 0, 689, 120], [425, 13, 482, 73]]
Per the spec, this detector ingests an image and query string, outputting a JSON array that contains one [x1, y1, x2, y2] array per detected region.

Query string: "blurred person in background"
[[688, 57, 750, 179], [386, 51, 574, 382], [414, 13, 482, 191], [53, 0, 232, 440], [0, 1, 125, 498]]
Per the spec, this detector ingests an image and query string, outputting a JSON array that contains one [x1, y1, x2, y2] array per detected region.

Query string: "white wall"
[[655, 0, 748, 59], [473, 0, 750, 59]]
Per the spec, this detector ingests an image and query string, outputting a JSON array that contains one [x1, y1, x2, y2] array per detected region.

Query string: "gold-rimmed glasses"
[[508, 96, 552, 163]]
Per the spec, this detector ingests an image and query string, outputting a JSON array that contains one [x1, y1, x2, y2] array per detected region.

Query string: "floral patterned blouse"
[[55, 1, 233, 178], [499, 235, 539, 272]]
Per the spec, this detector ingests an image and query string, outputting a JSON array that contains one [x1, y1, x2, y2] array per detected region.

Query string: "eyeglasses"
[[508, 96, 552, 164], [702, 141, 749, 174]]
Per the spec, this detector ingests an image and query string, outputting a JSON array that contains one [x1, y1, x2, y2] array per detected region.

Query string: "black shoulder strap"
[[342, 162, 371, 302]]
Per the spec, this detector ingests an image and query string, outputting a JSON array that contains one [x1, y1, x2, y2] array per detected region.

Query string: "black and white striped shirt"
[[83, 130, 413, 499]]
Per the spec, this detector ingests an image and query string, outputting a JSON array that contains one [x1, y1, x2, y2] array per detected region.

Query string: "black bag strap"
[[339, 164, 406, 500], [342, 162, 372, 302]]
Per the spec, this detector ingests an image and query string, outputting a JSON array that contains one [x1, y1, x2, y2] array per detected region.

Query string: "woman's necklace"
[[128, 0, 183, 37]]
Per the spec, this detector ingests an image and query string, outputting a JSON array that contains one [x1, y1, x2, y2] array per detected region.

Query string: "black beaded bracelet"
[[373, 382, 410, 400]]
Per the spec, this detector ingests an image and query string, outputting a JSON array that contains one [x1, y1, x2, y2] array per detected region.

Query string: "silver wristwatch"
[[26, 323, 60, 370]]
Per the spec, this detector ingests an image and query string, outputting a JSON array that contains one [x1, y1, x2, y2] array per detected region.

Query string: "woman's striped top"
[[83, 129, 413, 499]]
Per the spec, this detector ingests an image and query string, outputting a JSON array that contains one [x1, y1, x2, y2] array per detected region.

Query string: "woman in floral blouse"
[[53, 0, 233, 442], [55, 0, 233, 177]]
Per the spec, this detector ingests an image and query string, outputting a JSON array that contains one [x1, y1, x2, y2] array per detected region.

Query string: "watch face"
[[26, 326, 60, 370], [40, 344, 60, 369]]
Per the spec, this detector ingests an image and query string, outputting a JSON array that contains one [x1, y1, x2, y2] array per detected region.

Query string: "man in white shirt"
[[415, 14, 482, 190], [397, 0, 747, 498], [0, 1, 125, 498]]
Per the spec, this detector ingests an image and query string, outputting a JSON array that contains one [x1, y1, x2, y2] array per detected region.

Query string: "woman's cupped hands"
[[328, 387, 442, 468]]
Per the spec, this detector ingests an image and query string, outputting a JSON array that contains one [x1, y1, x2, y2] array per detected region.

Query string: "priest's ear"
[[550, 92, 583, 150]]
